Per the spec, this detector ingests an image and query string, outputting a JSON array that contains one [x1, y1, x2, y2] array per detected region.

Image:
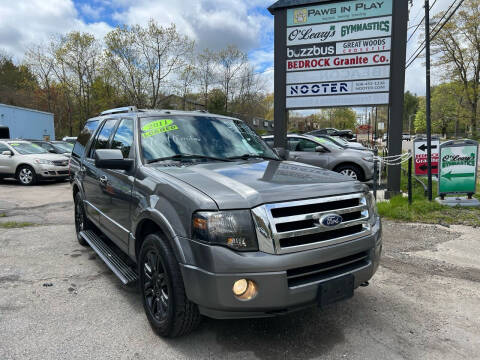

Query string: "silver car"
[[263, 134, 374, 181], [0, 140, 70, 185]]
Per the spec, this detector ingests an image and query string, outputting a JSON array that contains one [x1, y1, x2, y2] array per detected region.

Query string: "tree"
[[217, 45, 247, 112], [105, 21, 194, 108], [178, 64, 197, 110], [414, 97, 426, 133], [403, 91, 419, 133], [197, 49, 217, 109], [431, 0, 480, 136]]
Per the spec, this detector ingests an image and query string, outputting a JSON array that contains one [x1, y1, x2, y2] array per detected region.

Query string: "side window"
[[89, 119, 117, 158], [296, 139, 318, 152], [40, 143, 54, 151], [0, 143, 10, 153], [111, 118, 134, 159], [287, 138, 300, 151], [264, 139, 274, 148], [72, 120, 100, 158]]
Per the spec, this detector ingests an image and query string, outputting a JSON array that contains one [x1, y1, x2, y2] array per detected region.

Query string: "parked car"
[[312, 134, 369, 151], [62, 136, 77, 144], [0, 140, 69, 185], [29, 140, 74, 157], [402, 134, 411, 141], [263, 134, 374, 181], [382, 133, 388, 143], [307, 128, 355, 140], [70, 107, 382, 337]]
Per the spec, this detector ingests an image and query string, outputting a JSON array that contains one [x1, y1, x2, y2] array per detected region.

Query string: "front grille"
[[57, 170, 69, 175], [53, 160, 68, 166], [287, 251, 370, 287], [252, 193, 371, 254]]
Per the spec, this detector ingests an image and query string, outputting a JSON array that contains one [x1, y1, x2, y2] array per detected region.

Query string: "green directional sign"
[[438, 140, 478, 195]]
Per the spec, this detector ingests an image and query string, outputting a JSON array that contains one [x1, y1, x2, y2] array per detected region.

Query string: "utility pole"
[[425, 0, 433, 201]]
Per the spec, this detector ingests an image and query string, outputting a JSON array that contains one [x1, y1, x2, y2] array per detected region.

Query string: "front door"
[[82, 118, 118, 228], [100, 118, 135, 248], [0, 142, 14, 176], [287, 137, 330, 168]]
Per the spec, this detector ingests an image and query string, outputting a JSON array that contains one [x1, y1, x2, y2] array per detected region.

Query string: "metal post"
[[373, 147, 378, 200], [272, 8, 288, 149], [408, 151, 412, 204], [425, 0, 433, 201], [386, 0, 409, 199]]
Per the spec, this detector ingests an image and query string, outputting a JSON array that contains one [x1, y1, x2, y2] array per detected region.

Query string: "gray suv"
[[70, 107, 382, 337], [263, 134, 374, 181]]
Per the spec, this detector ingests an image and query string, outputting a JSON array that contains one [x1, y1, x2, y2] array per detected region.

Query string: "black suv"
[[70, 107, 382, 337]]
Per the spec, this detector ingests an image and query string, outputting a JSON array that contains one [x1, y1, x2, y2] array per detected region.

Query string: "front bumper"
[[180, 218, 382, 319], [34, 164, 69, 179]]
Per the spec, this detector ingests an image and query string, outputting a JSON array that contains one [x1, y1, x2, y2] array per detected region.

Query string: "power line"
[[407, 0, 439, 43], [406, 0, 464, 69]]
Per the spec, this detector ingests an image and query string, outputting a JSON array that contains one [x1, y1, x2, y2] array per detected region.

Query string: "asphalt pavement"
[[1, 179, 479, 360]]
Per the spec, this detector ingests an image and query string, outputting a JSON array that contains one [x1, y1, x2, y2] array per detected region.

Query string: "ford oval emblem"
[[320, 214, 343, 227]]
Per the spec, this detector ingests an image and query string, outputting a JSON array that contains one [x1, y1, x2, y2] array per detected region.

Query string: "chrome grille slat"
[[272, 204, 368, 225], [275, 216, 369, 239], [252, 192, 371, 254]]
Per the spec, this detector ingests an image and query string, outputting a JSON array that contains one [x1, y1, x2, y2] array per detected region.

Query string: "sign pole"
[[272, 8, 288, 150], [386, 0, 409, 198], [425, 0, 433, 201]]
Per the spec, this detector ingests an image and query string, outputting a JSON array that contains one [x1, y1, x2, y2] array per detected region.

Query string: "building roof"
[[0, 103, 54, 116], [268, 0, 333, 14]]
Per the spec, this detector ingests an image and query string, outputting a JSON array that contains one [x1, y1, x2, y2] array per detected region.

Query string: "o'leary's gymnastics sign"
[[286, 0, 393, 109]]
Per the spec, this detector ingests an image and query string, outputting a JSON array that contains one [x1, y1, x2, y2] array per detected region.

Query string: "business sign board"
[[414, 137, 440, 176], [438, 140, 479, 195], [285, 0, 393, 109]]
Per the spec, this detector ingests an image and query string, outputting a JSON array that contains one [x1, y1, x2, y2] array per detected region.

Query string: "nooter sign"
[[283, 0, 394, 109]]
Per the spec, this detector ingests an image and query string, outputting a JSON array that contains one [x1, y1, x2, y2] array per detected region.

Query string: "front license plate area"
[[317, 274, 354, 307]]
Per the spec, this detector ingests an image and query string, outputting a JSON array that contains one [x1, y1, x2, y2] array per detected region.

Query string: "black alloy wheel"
[[143, 249, 170, 322]]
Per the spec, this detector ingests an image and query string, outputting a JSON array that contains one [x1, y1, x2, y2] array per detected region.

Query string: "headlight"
[[34, 159, 54, 165], [192, 210, 258, 251], [366, 192, 378, 225]]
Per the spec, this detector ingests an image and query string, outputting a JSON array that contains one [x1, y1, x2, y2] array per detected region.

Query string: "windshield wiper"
[[227, 153, 279, 161], [147, 154, 233, 164]]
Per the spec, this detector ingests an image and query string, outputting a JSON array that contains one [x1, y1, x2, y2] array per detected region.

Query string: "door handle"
[[99, 175, 108, 185]]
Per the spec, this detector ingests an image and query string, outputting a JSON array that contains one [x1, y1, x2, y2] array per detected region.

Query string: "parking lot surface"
[[1, 180, 479, 360]]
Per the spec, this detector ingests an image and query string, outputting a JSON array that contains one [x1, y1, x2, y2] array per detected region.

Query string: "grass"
[[0, 213, 7, 218], [377, 165, 480, 226], [0, 221, 35, 229]]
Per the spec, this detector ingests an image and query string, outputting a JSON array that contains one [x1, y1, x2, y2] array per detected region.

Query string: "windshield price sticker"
[[438, 141, 478, 195], [414, 138, 440, 176], [142, 119, 178, 138]]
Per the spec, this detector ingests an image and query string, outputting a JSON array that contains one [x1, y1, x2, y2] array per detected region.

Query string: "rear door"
[[287, 137, 330, 168], [0, 142, 14, 176], [100, 117, 135, 249]]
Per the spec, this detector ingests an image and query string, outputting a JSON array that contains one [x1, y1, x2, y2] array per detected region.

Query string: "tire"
[[16, 165, 37, 185], [335, 164, 364, 181], [139, 233, 201, 338], [74, 192, 91, 247]]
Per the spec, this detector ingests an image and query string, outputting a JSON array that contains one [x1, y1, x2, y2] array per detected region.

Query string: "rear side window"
[[0, 143, 10, 153], [111, 118, 134, 158], [72, 120, 100, 158]]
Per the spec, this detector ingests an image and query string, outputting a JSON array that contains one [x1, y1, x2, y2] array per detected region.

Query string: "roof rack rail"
[[100, 106, 137, 116], [195, 109, 208, 113]]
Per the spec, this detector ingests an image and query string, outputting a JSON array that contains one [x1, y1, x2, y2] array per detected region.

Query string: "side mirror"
[[274, 147, 289, 160], [1, 150, 13, 156], [95, 149, 133, 170], [315, 146, 326, 153]]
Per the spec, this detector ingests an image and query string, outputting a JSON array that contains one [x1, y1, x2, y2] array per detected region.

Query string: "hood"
[[20, 153, 69, 161], [150, 160, 367, 209]]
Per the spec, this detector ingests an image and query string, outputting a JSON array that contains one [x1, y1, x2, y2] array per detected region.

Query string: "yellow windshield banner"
[[141, 119, 178, 138]]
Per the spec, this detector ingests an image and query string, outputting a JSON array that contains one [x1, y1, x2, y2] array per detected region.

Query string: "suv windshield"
[[9, 142, 48, 155], [309, 136, 344, 151], [140, 116, 278, 162]]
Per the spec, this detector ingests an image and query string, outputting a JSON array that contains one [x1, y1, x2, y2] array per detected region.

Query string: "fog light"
[[232, 279, 257, 300]]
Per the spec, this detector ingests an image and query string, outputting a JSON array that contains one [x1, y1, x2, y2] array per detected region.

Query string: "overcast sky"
[[0, 0, 457, 97]]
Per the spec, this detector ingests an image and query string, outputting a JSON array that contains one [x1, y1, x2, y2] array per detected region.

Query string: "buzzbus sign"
[[438, 140, 479, 196]]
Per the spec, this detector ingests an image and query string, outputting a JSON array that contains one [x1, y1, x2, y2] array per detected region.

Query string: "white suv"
[[0, 140, 69, 185]]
